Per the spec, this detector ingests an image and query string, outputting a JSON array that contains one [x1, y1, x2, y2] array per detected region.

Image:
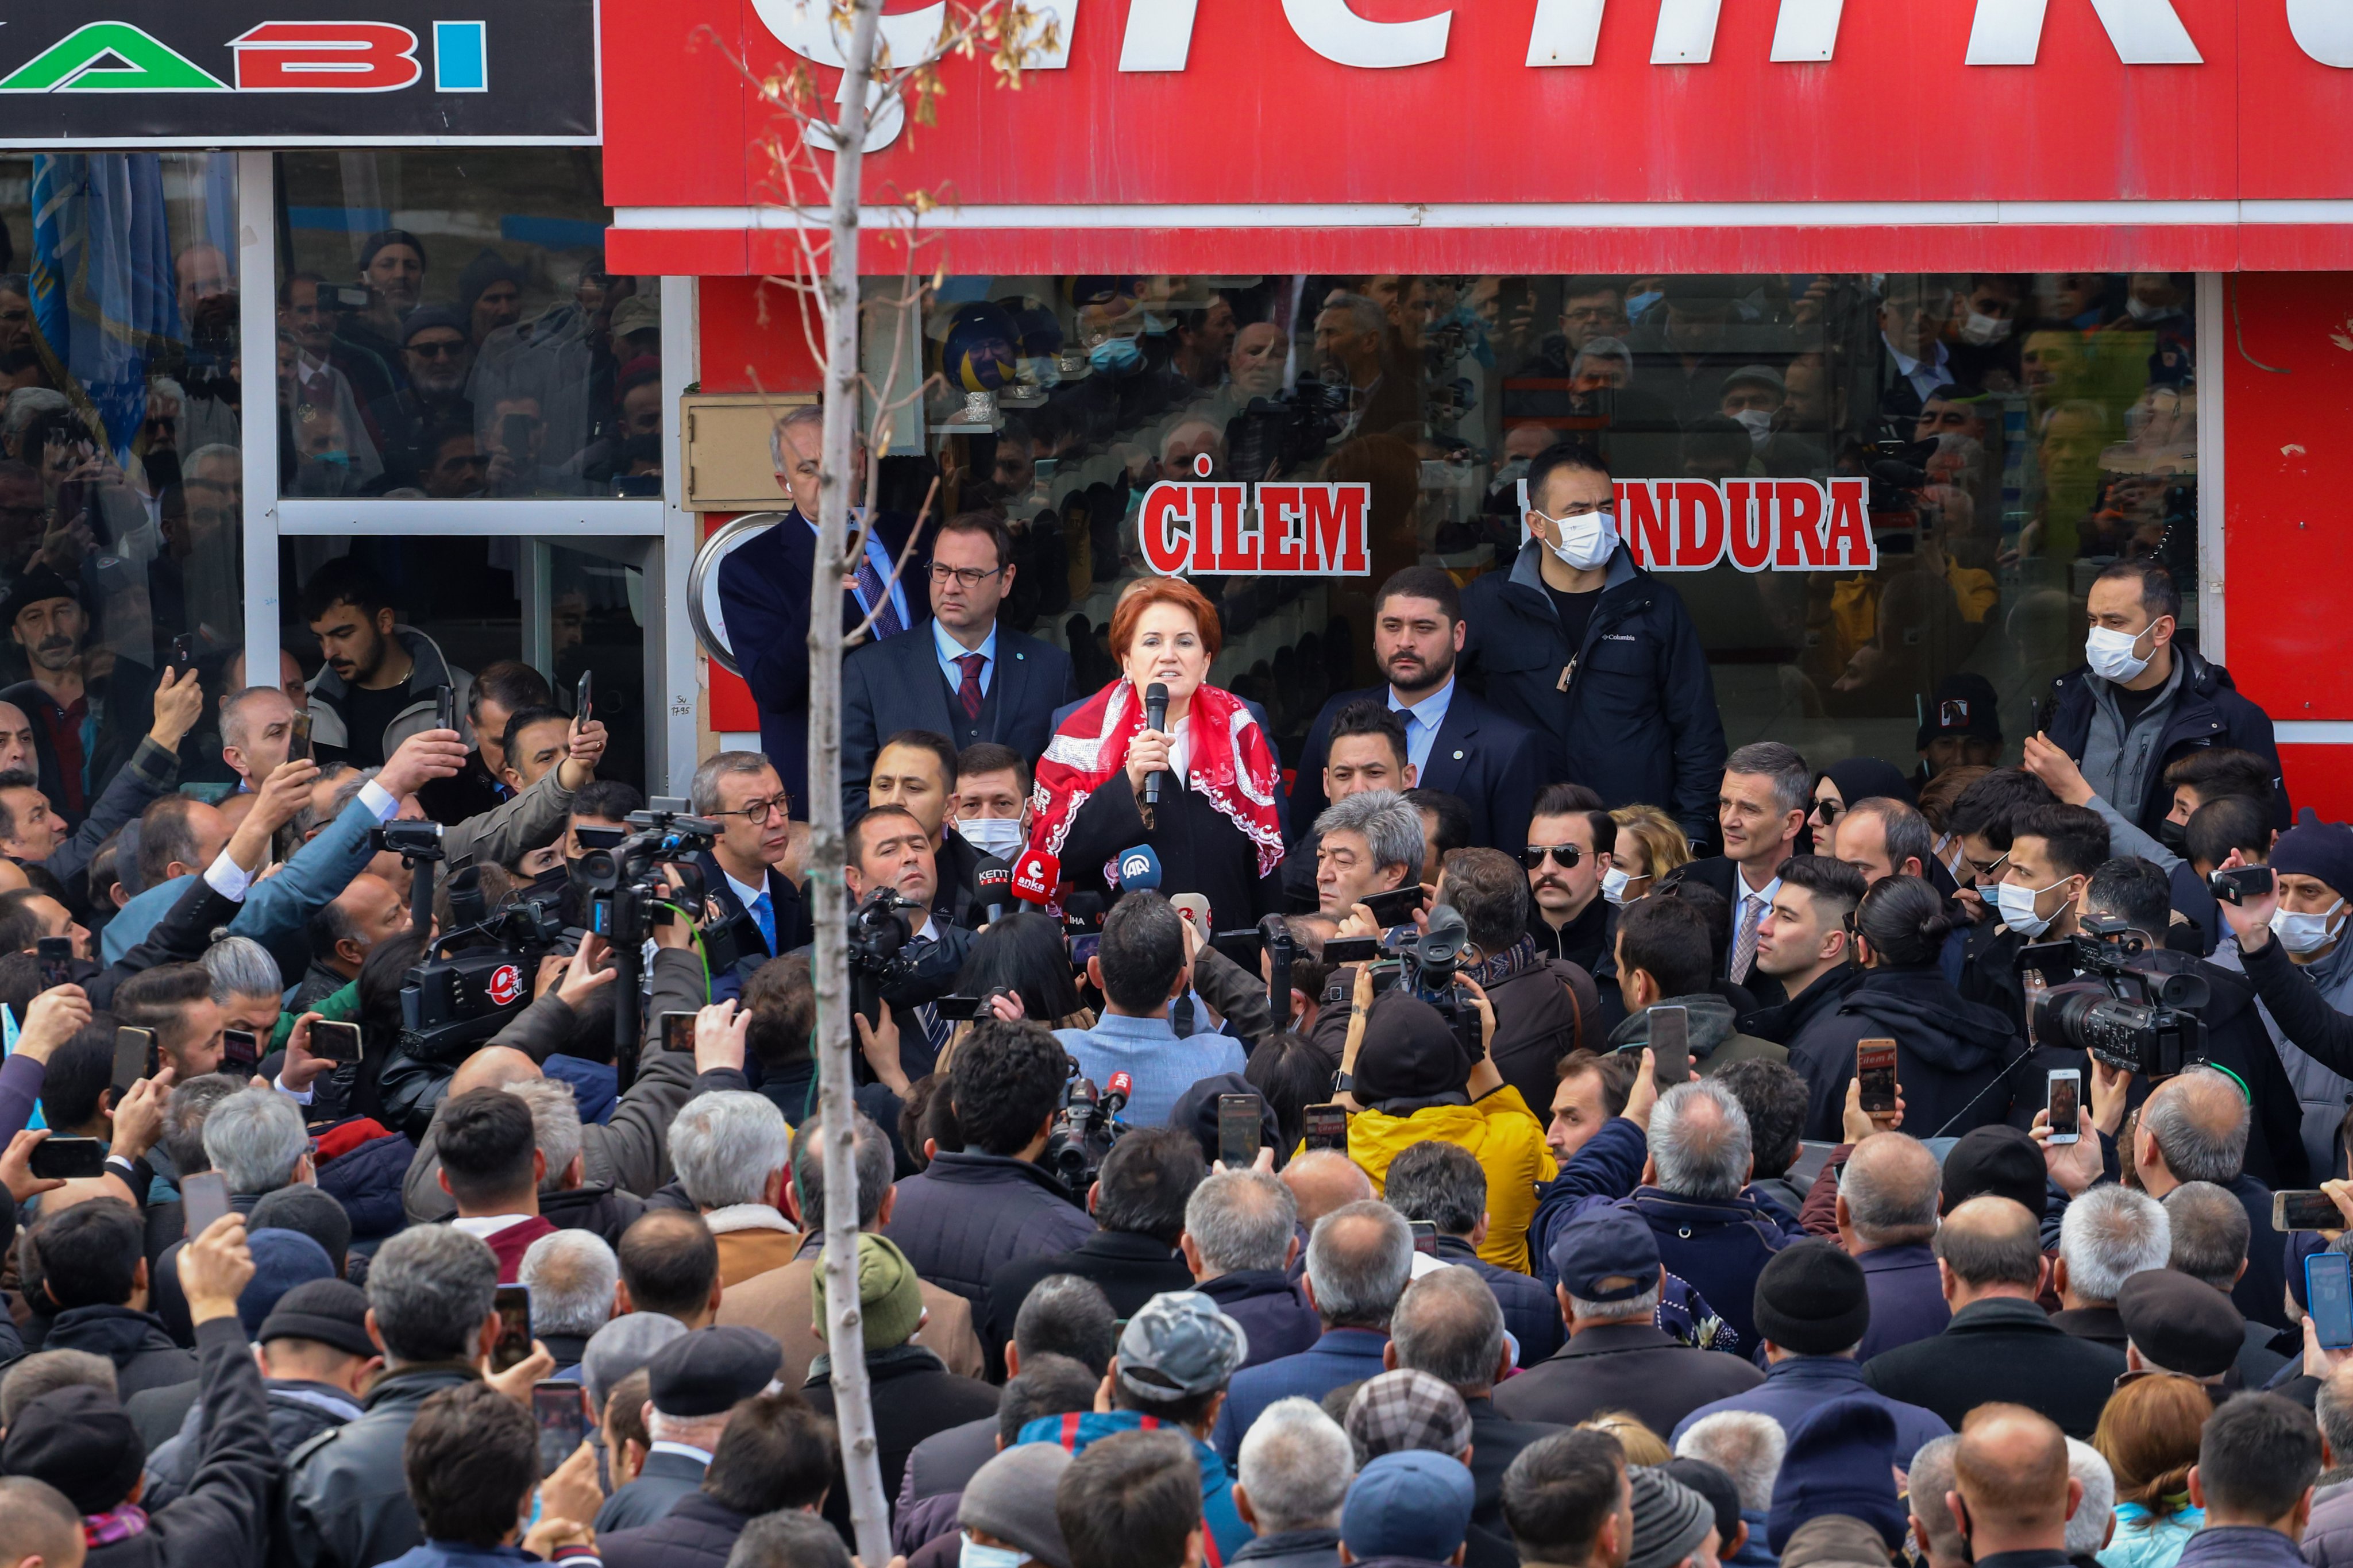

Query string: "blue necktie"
[[749, 890, 777, 953], [855, 546, 906, 640]]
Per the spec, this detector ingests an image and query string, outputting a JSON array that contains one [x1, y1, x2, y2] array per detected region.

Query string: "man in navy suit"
[[1290, 565, 1543, 856], [718, 404, 926, 819], [841, 511, 1075, 821], [688, 749, 812, 994]]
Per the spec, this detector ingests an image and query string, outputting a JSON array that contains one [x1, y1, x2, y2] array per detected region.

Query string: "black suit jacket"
[[841, 620, 1077, 820], [1287, 683, 1543, 855], [1672, 855, 1790, 1007], [1860, 1296, 2127, 1438], [715, 508, 927, 818], [695, 852, 813, 969]]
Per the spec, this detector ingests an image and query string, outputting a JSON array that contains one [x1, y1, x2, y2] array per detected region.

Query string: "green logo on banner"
[[0, 22, 230, 92]]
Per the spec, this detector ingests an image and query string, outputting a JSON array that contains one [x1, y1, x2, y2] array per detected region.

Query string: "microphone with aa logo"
[[1116, 844, 1163, 894]]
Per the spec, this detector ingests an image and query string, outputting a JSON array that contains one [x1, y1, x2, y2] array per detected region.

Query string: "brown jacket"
[[716, 1248, 985, 1388], [707, 1214, 808, 1289]]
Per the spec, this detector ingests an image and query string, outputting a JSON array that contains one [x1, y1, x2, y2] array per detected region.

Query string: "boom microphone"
[[973, 855, 1013, 926], [1144, 681, 1170, 805]]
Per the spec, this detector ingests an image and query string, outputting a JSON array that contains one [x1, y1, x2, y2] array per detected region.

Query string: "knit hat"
[[1117, 1291, 1248, 1403], [1627, 1467, 1715, 1568], [251, 1184, 355, 1275], [1340, 1450, 1476, 1563], [239, 1229, 337, 1339], [1353, 992, 1473, 1105], [1660, 1457, 1743, 1554], [1753, 1240, 1872, 1356], [1, 563, 83, 630], [1938, 1124, 2046, 1218], [1766, 1398, 1906, 1554], [1344, 1369, 1472, 1463], [812, 1233, 925, 1350], [399, 303, 470, 347], [2116, 1268, 2244, 1378], [581, 1310, 688, 1405], [2271, 816, 2353, 905], [961, 1443, 1074, 1568], [260, 1277, 375, 1360], [0, 1385, 144, 1513]]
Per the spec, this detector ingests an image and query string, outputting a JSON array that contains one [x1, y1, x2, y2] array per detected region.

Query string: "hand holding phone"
[[36, 936, 75, 991], [2044, 1068, 2081, 1145], [183, 1170, 231, 1237], [2310, 1252, 2353, 1351], [1648, 1006, 1691, 1095], [308, 1021, 363, 1064], [533, 1382, 595, 1474], [113, 1026, 156, 1094], [1302, 1103, 1348, 1154], [221, 1029, 261, 1076], [574, 671, 593, 726], [1362, 885, 1427, 929], [29, 1136, 108, 1180], [288, 710, 314, 763], [1857, 1040, 1899, 1114], [2211, 864, 2276, 906], [492, 1285, 535, 1373], [1217, 1093, 1263, 1169], [2277, 1189, 2352, 1233]]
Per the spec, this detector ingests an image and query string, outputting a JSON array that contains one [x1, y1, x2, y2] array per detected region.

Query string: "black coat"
[[1463, 1396, 1564, 1544], [1433, 1235, 1565, 1367], [43, 1304, 196, 1401], [1786, 966, 2029, 1142], [596, 1447, 708, 1534], [696, 852, 813, 970], [2041, 646, 2289, 835], [715, 507, 928, 819], [1056, 740, 1282, 934], [1490, 1322, 1764, 1438], [979, 1229, 1194, 1381], [84, 1318, 274, 1568], [281, 1363, 481, 1568], [599, 1491, 755, 1568], [840, 617, 1077, 821], [1460, 542, 1727, 843], [1195, 1269, 1323, 1369], [805, 1347, 999, 1547], [1670, 856, 1792, 1007], [884, 1149, 1097, 1302], [1287, 683, 1544, 856], [1861, 1296, 2128, 1438]]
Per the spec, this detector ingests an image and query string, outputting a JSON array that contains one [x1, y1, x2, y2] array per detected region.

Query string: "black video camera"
[[399, 866, 571, 1059], [1321, 903, 1481, 1058], [848, 887, 924, 1034], [2026, 917, 2209, 1079], [572, 797, 722, 1069], [1040, 1055, 1130, 1205]]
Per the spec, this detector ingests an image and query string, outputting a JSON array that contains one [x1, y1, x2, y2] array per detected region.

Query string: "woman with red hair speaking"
[[1028, 577, 1285, 930]]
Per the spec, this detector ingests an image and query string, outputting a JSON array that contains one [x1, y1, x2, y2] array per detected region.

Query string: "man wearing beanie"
[[1, 1215, 275, 1567], [1015, 1290, 1254, 1563], [805, 1234, 997, 1544], [1764, 1398, 1908, 1560], [124, 1227, 339, 1455], [1669, 1242, 1949, 1458], [141, 1276, 378, 1508], [2218, 819, 2353, 1184], [1625, 1467, 1716, 1568], [957, 1443, 1075, 1568], [1340, 1450, 1478, 1568]]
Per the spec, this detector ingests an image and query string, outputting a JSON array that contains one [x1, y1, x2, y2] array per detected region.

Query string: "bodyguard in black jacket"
[[2041, 630, 2288, 836], [1460, 447, 1726, 844]]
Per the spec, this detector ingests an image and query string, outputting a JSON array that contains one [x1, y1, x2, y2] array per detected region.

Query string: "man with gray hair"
[[2050, 1182, 2170, 1350], [1675, 1411, 1785, 1552], [687, 749, 811, 963], [519, 1229, 618, 1378], [1182, 1168, 1320, 1368], [715, 1105, 981, 1386], [1383, 1139, 1562, 1364], [1680, 740, 1811, 992], [1313, 787, 1424, 920], [669, 1088, 801, 1286], [2163, 1179, 2292, 1385], [1210, 1198, 1413, 1465], [1388, 1264, 1559, 1544], [202, 1086, 313, 1197], [1830, 1130, 1950, 1358], [2064, 1436, 2117, 1562], [2124, 1063, 2286, 1331], [282, 1225, 503, 1568], [1233, 1397, 1356, 1568], [722, 397, 920, 820], [1905, 1433, 1966, 1568], [2304, 1361, 2353, 1551]]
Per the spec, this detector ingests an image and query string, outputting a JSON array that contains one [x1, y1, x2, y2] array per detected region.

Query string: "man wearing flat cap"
[[595, 1324, 784, 1534], [0, 562, 174, 831], [2117, 1268, 2248, 1400], [1495, 1207, 1760, 1438], [369, 303, 479, 490], [1015, 1289, 1255, 1563]]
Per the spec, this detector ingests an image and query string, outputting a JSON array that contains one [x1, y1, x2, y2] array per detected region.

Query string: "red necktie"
[[955, 653, 986, 720]]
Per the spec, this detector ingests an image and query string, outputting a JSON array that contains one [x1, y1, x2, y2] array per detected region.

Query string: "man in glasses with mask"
[[1462, 442, 1725, 849], [840, 511, 1075, 821]]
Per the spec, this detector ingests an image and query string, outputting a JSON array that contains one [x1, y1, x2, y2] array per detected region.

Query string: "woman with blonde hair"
[[1578, 1410, 1672, 1466], [1607, 804, 1691, 906], [2091, 1373, 2210, 1568]]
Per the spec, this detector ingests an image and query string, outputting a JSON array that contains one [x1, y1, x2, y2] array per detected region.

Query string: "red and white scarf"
[[1029, 678, 1286, 890]]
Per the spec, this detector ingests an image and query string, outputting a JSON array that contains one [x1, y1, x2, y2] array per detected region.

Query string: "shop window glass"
[[275, 150, 662, 500], [0, 152, 243, 815], [880, 272, 2198, 782]]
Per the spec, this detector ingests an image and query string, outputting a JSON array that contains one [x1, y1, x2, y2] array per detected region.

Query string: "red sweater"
[[478, 1215, 558, 1283]]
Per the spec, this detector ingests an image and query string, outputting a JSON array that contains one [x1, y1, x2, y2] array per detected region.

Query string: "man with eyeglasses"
[[1522, 782, 1614, 973], [689, 750, 812, 978], [840, 511, 1074, 821], [719, 403, 931, 821], [1461, 443, 1725, 848], [367, 304, 476, 491]]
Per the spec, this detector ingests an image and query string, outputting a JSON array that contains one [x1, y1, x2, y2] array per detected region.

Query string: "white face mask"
[[962, 1536, 1028, 1568], [2126, 294, 2171, 323], [1995, 876, 2069, 939], [954, 815, 1028, 858], [1540, 506, 1618, 571], [1958, 310, 2012, 346], [1730, 407, 1775, 447], [1600, 866, 1634, 906], [2085, 622, 2157, 683], [2271, 898, 2347, 957]]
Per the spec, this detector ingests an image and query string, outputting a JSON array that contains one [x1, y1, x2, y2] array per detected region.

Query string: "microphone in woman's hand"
[[1144, 681, 1170, 805]]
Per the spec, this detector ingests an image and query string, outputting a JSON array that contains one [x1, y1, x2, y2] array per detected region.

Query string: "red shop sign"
[[603, 0, 2353, 272], [1138, 458, 1372, 578], [1615, 477, 1877, 574]]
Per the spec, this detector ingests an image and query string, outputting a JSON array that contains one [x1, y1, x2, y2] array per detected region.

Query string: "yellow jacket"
[[1343, 1086, 1559, 1274]]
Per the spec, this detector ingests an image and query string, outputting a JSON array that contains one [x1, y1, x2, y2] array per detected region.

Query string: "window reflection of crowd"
[[275, 227, 664, 501], [917, 271, 2199, 760]]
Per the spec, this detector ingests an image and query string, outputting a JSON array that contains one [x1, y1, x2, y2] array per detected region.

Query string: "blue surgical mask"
[[1624, 289, 1664, 321], [962, 1535, 1028, 1568], [1089, 336, 1143, 375]]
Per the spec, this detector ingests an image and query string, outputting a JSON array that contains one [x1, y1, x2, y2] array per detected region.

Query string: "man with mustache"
[[0, 564, 175, 831], [1289, 565, 1542, 856], [367, 304, 477, 490]]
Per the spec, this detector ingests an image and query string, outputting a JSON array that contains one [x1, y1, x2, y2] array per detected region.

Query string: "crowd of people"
[[0, 366, 2342, 1568]]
